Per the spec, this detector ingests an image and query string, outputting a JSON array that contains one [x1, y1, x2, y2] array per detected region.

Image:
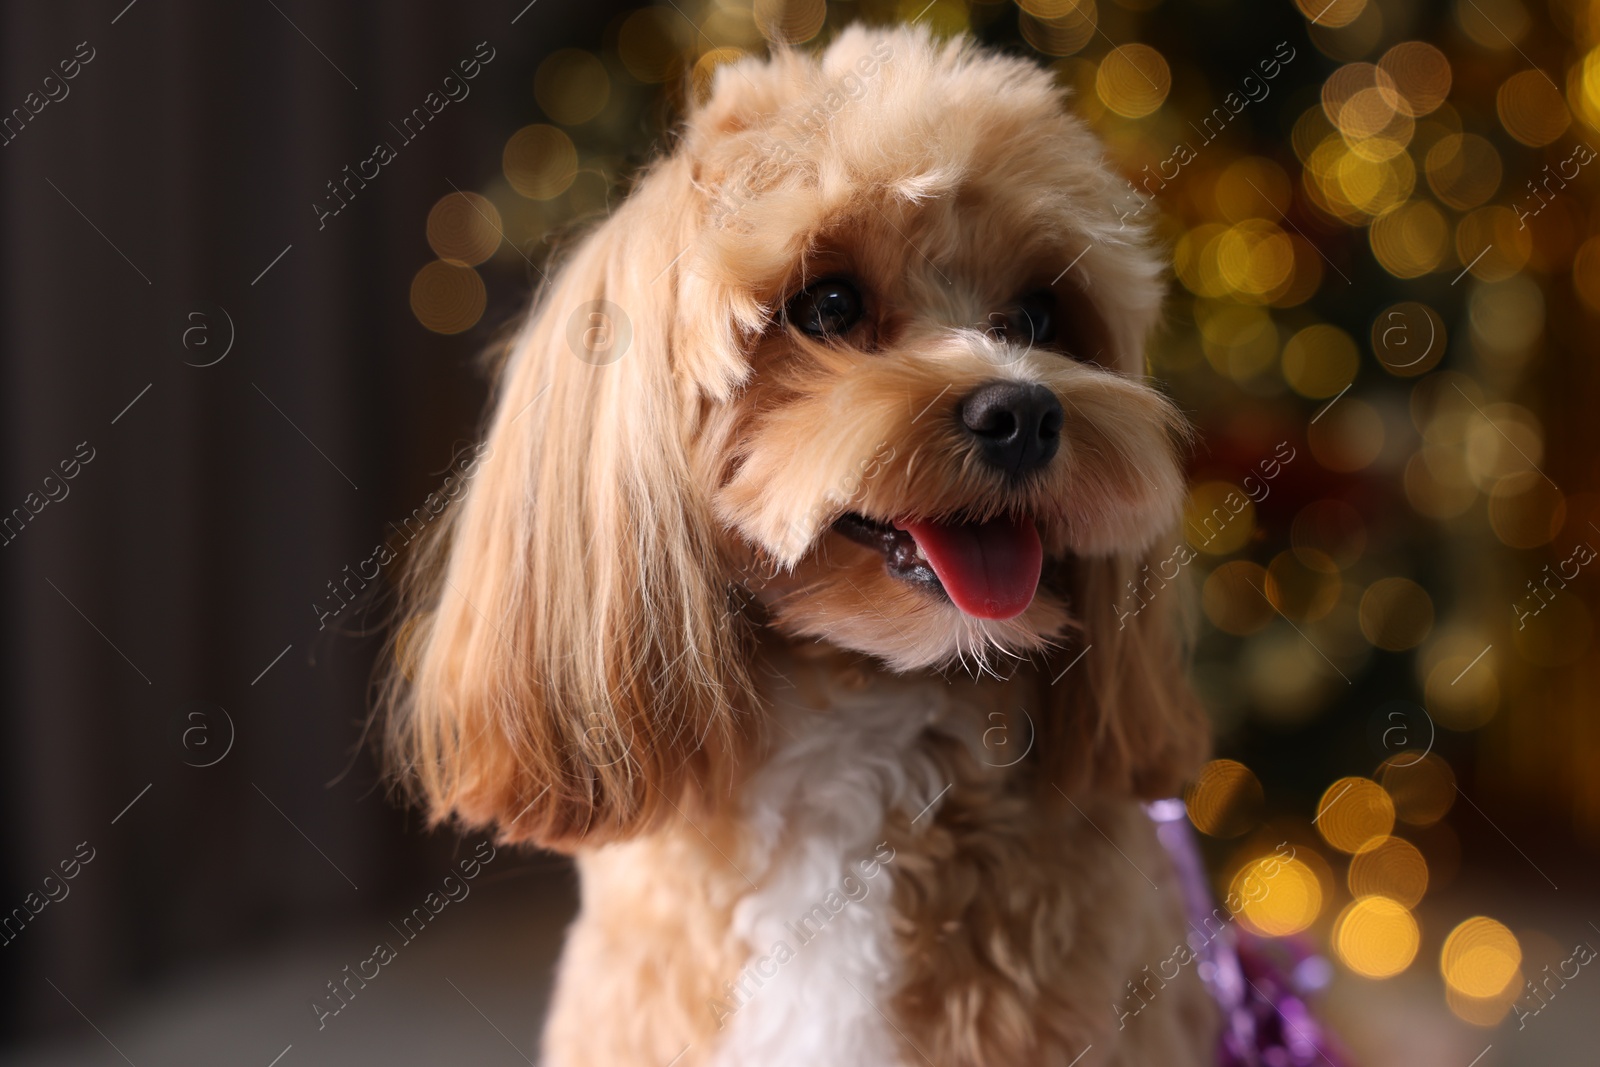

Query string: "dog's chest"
[[705, 658, 979, 1067]]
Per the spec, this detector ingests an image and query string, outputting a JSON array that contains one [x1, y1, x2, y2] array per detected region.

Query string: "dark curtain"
[[0, 0, 613, 1039]]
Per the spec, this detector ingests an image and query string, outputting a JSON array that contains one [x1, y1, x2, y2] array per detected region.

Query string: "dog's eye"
[[786, 278, 864, 338], [999, 290, 1058, 348]]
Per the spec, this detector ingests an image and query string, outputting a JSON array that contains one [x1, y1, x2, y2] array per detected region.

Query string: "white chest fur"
[[707, 655, 979, 1067]]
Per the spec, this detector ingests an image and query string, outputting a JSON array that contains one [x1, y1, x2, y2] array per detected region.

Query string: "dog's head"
[[384, 27, 1208, 850]]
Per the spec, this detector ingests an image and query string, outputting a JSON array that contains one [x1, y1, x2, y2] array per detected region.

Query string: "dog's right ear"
[[381, 174, 754, 853]]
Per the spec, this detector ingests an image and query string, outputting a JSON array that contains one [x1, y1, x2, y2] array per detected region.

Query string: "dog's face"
[[385, 28, 1207, 849], [686, 32, 1188, 670]]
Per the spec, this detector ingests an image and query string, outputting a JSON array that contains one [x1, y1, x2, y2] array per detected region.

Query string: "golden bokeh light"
[[1311, 0, 1384, 63], [1308, 398, 1385, 473], [503, 124, 578, 200], [1281, 324, 1358, 398], [754, 0, 827, 44], [1469, 275, 1544, 364], [1426, 133, 1502, 210], [535, 49, 610, 126], [1456, 206, 1532, 283], [1246, 630, 1342, 720], [1021, 6, 1098, 57], [1369, 201, 1448, 279], [1185, 759, 1265, 838], [1215, 220, 1296, 302], [1203, 560, 1276, 635], [1185, 481, 1256, 555], [1322, 63, 1395, 128], [1296, 0, 1365, 30], [1463, 402, 1544, 488], [1266, 548, 1342, 622], [1308, 137, 1416, 220], [1231, 853, 1324, 937], [1423, 650, 1500, 731], [1272, 236, 1323, 307], [1176, 226, 1235, 301], [1454, 0, 1529, 51], [1378, 752, 1456, 827], [1334, 896, 1420, 978], [897, 0, 970, 35], [1378, 41, 1451, 117], [1348, 836, 1429, 907], [1496, 69, 1569, 146], [1443, 916, 1522, 1000], [1194, 301, 1280, 382], [410, 261, 487, 335], [1359, 577, 1434, 651], [1326, 63, 1414, 163], [1577, 45, 1600, 133], [1212, 158, 1292, 223], [1315, 776, 1394, 854], [425, 192, 502, 267], [1293, 105, 1336, 165], [1018, 0, 1084, 16], [1095, 44, 1170, 118], [617, 7, 687, 83]]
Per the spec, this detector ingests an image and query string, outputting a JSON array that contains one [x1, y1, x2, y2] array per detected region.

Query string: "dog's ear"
[[382, 162, 754, 852], [1034, 552, 1211, 800], [1032, 235, 1208, 799]]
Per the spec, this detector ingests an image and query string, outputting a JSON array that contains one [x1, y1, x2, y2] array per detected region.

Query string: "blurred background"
[[2, 0, 1597, 1064]]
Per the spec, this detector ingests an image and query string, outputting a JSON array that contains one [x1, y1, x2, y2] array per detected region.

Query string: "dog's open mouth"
[[831, 512, 1043, 620]]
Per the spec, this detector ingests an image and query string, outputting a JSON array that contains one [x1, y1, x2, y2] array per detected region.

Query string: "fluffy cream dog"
[[384, 25, 1217, 1066]]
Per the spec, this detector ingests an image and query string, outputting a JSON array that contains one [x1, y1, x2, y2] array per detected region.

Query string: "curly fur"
[[382, 25, 1215, 1066]]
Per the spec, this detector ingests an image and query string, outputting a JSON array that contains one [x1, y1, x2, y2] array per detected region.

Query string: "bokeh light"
[[1282, 324, 1358, 398], [503, 124, 578, 200], [1095, 44, 1170, 118], [1231, 852, 1325, 937], [410, 261, 487, 334], [1334, 896, 1420, 977], [426, 192, 502, 267], [1185, 759, 1265, 838], [1348, 835, 1429, 907], [617, 7, 687, 82], [1379, 753, 1457, 827], [1378, 41, 1451, 117], [1442, 916, 1522, 1011], [754, 0, 827, 45], [1497, 69, 1570, 146], [535, 49, 611, 125], [1316, 777, 1394, 854], [1185, 482, 1256, 555], [1359, 578, 1434, 651]]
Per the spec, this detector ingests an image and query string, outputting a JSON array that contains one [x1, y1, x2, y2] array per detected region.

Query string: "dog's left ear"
[[1033, 553, 1211, 800]]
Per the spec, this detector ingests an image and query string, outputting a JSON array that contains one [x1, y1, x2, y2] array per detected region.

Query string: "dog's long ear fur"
[[381, 160, 755, 852], [1034, 261, 1210, 801], [1034, 554, 1210, 800]]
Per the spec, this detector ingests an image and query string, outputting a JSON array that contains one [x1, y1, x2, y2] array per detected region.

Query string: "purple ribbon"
[[1146, 799, 1350, 1067]]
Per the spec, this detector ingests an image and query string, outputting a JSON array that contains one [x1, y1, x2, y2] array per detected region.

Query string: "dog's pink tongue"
[[897, 517, 1042, 620]]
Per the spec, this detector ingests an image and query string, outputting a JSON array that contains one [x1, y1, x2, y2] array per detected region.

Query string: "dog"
[[383, 25, 1220, 1066]]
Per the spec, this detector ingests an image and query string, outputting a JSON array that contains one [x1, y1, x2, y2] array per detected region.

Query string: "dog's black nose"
[[958, 380, 1063, 475]]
